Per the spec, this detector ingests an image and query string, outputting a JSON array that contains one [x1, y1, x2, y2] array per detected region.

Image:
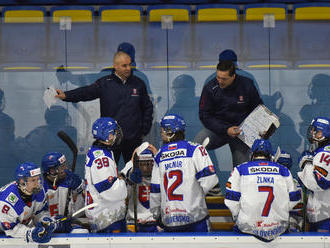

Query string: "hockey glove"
[[27, 223, 52, 243], [40, 217, 57, 233], [128, 167, 142, 184], [298, 151, 314, 170], [54, 215, 73, 233], [65, 170, 83, 193]]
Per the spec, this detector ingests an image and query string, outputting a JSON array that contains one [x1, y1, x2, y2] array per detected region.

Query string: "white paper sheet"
[[43, 85, 57, 108]]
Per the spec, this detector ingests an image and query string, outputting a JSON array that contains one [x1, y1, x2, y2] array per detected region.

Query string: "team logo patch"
[[138, 185, 150, 209], [6, 193, 18, 205], [239, 95, 244, 102], [93, 150, 104, 158]]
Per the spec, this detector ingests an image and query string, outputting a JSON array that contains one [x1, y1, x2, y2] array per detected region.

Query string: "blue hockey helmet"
[[160, 114, 186, 133], [15, 162, 42, 195], [308, 117, 330, 148], [251, 139, 272, 161], [41, 151, 67, 177], [92, 117, 122, 145], [274, 150, 292, 169]]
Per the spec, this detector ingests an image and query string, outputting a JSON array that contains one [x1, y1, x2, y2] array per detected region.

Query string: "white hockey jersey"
[[0, 182, 49, 240], [298, 145, 330, 223], [121, 161, 156, 224], [84, 144, 127, 232], [43, 174, 84, 218], [150, 140, 218, 227], [225, 160, 301, 241]]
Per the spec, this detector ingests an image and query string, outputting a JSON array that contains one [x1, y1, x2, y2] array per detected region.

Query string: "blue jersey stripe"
[[94, 177, 117, 193], [150, 183, 160, 193], [289, 190, 302, 202], [225, 189, 241, 201], [195, 166, 216, 180]]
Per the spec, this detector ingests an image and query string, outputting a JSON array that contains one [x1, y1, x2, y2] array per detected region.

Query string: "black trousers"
[[112, 137, 142, 164]]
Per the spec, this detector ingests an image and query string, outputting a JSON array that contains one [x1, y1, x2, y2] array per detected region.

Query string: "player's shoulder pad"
[[0, 183, 25, 215], [156, 140, 195, 162], [87, 146, 114, 166], [321, 145, 330, 153], [32, 188, 46, 203]]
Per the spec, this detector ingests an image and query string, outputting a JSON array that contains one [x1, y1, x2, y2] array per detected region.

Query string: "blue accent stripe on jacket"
[[195, 166, 216, 180], [225, 189, 241, 201], [289, 190, 301, 202], [150, 183, 160, 193], [94, 177, 118, 193]]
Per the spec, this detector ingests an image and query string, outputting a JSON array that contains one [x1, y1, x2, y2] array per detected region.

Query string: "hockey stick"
[[40, 203, 98, 236], [132, 142, 149, 232], [202, 137, 210, 148], [57, 202, 98, 222], [57, 130, 78, 173], [57, 131, 78, 217]]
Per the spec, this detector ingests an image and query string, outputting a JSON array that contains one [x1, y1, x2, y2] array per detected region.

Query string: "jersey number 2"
[[258, 186, 274, 217], [164, 170, 183, 201]]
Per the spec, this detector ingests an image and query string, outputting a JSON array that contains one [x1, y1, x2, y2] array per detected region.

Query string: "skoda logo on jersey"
[[160, 149, 187, 161], [248, 166, 279, 174]]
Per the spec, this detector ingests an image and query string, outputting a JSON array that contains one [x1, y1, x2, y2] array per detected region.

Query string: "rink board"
[[0, 232, 329, 248]]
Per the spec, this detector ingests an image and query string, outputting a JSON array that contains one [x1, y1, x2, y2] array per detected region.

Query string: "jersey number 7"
[[164, 170, 183, 201], [258, 186, 274, 217]]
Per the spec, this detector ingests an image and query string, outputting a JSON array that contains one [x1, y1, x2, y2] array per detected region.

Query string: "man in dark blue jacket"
[[195, 60, 262, 168], [56, 51, 153, 164]]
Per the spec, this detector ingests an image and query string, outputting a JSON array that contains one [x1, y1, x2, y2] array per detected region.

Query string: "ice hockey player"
[[225, 139, 301, 241], [273, 149, 303, 232], [85, 117, 127, 233], [0, 162, 55, 243], [41, 151, 85, 232], [121, 147, 161, 232], [150, 113, 218, 232], [298, 116, 330, 232]]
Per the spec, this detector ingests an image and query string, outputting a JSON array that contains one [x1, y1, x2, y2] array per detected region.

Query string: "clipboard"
[[238, 104, 280, 148]]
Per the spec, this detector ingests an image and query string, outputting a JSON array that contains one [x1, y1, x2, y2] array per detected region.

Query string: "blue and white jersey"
[[84, 144, 127, 231], [43, 173, 84, 218], [150, 140, 218, 228], [225, 160, 301, 241], [298, 145, 330, 223], [0, 182, 48, 240], [121, 161, 156, 225]]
